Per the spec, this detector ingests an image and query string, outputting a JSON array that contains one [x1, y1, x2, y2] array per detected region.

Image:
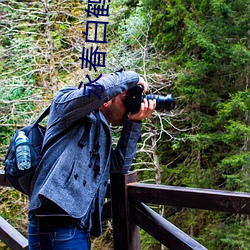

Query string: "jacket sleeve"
[[51, 71, 139, 127], [111, 118, 142, 174]]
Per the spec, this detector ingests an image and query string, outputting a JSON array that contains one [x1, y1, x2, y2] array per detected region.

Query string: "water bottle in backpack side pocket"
[[15, 131, 31, 170]]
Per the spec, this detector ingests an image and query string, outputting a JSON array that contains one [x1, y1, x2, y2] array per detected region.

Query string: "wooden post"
[[110, 171, 140, 250]]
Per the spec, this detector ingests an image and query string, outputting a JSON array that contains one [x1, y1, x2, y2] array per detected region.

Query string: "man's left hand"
[[128, 98, 156, 122]]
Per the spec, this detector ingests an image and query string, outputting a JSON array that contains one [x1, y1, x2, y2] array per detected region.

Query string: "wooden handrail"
[[0, 216, 28, 250], [110, 172, 250, 250], [130, 202, 207, 250], [127, 182, 250, 214], [1, 170, 250, 250]]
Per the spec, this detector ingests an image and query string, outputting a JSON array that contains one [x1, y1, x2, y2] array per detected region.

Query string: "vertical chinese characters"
[[79, 0, 111, 99]]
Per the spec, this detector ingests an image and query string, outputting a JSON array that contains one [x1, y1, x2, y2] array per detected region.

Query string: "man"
[[28, 70, 156, 249]]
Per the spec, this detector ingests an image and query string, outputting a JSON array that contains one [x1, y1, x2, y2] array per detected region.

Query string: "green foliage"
[[0, 0, 250, 249], [110, 0, 250, 249], [0, 188, 28, 238], [197, 215, 250, 250], [140, 229, 159, 249]]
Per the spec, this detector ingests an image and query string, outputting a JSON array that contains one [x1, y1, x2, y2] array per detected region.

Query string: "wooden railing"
[[1, 170, 250, 250], [0, 170, 29, 250]]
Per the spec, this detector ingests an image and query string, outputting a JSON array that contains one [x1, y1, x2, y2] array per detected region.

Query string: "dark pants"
[[28, 222, 90, 250]]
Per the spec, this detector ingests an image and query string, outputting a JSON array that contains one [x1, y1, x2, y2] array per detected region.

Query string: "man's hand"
[[138, 77, 148, 93], [128, 98, 156, 122]]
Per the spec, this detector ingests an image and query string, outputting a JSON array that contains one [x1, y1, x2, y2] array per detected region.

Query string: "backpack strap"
[[34, 105, 51, 126]]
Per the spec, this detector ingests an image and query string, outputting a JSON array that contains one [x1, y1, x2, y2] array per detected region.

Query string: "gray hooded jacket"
[[29, 71, 142, 236]]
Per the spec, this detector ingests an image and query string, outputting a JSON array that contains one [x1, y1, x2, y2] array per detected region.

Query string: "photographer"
[[28, 71, 156, 250]]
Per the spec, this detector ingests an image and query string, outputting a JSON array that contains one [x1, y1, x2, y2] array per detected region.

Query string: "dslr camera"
[[127, 85, 175, 114]]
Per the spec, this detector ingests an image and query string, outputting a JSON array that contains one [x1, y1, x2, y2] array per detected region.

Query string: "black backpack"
[[4, 106, 50, 195]]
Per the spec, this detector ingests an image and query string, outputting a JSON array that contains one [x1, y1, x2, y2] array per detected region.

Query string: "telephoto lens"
[[143, 94, 175, 112]]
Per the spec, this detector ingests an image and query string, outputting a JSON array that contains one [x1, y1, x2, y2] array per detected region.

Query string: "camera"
[[127, 85, 175, 114]]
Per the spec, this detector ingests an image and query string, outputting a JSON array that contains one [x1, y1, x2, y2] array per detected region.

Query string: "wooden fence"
[[0, 170, 250, 250]]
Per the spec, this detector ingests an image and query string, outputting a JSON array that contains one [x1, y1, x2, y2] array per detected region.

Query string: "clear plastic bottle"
[[15, 131, 31, 170]]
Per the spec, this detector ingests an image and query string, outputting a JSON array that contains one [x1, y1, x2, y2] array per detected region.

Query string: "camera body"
[[127, 85, 175, 114]]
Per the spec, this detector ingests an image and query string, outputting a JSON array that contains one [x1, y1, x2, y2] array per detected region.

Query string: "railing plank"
[[128, 183, 250, 214], [130, 202, 207, 250], [1, 170, 250, 250], [0, 216, 28, 250]]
